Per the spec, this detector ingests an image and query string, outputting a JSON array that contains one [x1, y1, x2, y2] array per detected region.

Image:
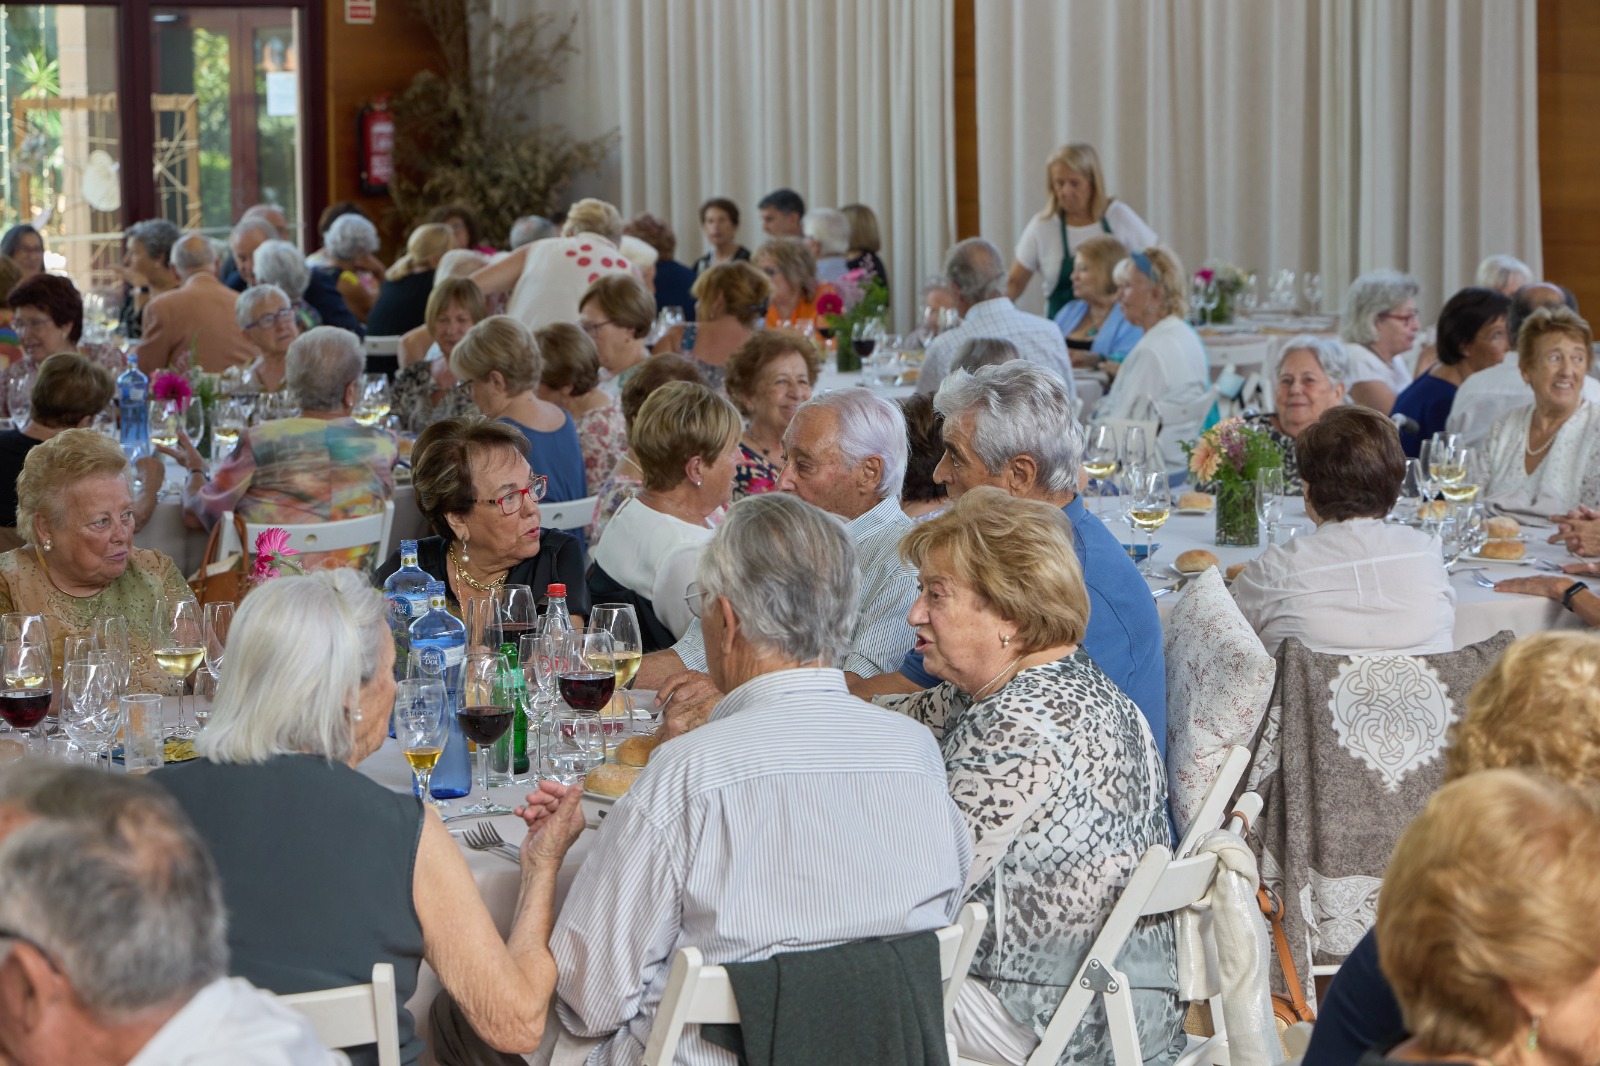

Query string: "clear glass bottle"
[[408, 581, 470, 799]]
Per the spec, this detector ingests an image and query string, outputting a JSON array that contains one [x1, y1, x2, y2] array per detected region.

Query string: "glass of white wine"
[[1128, 469, 1172, 576], [149, 400, 183, 450], [394, 678, 449, 807], [212, 399, 247, 457], [353, 374, 391, 426], [1439, 446, 1479, 507], [1083, 425, 1120, 517], [590, 603, 644, 730], [151, 595, 205, 738]]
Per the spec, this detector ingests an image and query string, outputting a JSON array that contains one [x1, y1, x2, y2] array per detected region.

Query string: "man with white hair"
[[520, 493, 970, 1065], [509, 214, 558, 249], [803, 207, 852, 284], [229, 223, 363, 336], [916, 238, 1076, 398], [634, 388, 920, 717], [0, 762, 338, 1065], [138, 232, 258, 373], [853, 362, 1168, 757], [162, 326, 396, 567]]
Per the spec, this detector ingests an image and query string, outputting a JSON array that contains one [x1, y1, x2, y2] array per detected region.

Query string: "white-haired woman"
[[803, 207, 853, 286], [252, 239, 320, 331], [317, 214, 384, 325], [233, 283, 300, 394], [1340, 269, 1421, 414], [1476, 254, 1534, 296], [470, 198, 640, 332], [153, 568, 584, 1066], [1246, 336, 1350, 493], [1005, 143, 1159, 319], [1094, 246, 1213, 473]]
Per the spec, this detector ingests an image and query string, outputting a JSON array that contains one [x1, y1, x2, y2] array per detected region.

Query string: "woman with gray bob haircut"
[[933, 363, 1084, 497], [1340, 269, 1421, 414], [696, 492, 860, 674], [155, 568, 582, 1064], [252, 239, 310, 304], [793, 388, 909, 500], [951, 337, 1020, 375], [287, 325, 364, 411], [1228, 335, 1349, 494]]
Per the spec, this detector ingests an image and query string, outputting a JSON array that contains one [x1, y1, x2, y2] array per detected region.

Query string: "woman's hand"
[[1494, 575, 1572, 600], [513, 780, 570, 836], [1547, 515, 1600, 557], [153, 429, 204, 475]]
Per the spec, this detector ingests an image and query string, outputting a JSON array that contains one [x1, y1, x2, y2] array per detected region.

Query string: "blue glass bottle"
[[409, 580, 470, 799], [116, 352, 149, 460], [382, 540, 433, 681]]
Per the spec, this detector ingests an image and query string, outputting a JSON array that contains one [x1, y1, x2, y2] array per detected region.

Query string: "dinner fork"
[[1468, 571, 1498, 589], [1536, 559, 1569, 573], [460, 821, 522, 865]]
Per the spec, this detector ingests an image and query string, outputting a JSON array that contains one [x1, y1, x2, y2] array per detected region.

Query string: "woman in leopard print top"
[[882, 488, 1182, 1065]]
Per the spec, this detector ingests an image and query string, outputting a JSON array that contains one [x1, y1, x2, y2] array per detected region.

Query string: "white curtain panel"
[[484, 0, 956, 331], [975, 0, 1541, 319]]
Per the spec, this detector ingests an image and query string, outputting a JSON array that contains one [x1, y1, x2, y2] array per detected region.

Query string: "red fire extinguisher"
[[358, 96, 394, 196]]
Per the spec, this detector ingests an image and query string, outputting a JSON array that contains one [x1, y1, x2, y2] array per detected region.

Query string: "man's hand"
[[513, 780, 571, 836], [521, 785, 584, 867], [1547, 515, 1600, 558], [1494, 574, 1572, 600], [655, 671, 723, 741]]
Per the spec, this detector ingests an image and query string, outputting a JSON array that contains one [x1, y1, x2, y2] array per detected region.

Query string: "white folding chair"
[[540, 493, 598, 531], [1174, 745, 1252, 859], [642, 902, 988, 1066], [363, 335, 402, 357], [219, 499, 395, 564], [280, 961, 401, 1066]]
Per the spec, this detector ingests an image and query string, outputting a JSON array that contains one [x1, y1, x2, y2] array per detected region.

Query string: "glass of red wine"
[[454, 650, 515, 816], [558, 628, 616, 763], [2, 637, 52, 750]]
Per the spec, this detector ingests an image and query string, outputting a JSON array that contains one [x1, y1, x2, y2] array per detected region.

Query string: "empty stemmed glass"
[[394, 678, 449, 807], [454, 650, 515, 816], [1256, 467, 1285, 543], [62, 656, 117, 769], [1301, 273, 1323, 313], [93, 615, 132, 696], [151, 595, 204, 738]]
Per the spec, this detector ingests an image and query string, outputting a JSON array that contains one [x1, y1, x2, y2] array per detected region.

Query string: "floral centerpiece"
[[250, 528, 305, 587], [150, 369, 193, 405], [819, 268, 889, 373], [1195, 260, 1248, 325], [1182, 417, 1284, 546]]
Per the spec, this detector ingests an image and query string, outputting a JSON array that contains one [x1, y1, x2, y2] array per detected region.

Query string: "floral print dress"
[[575, 397, 627, 496], [732, 442, 781, 499]]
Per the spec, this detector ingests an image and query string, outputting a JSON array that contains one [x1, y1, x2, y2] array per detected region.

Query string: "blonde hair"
[[425, 277, 486, 334], [899, 486, 1088, 652], [724, 331, 820, 417], [1515, 305, 1593, 377], [436, 248, 490, 282], [1112, 245, 1189, 321], [579, 273, 655, 339], [1038, 143, 1112, 221], [1378, 770, 1600, 1057], [15, 428, 129, 544], [755, 237, 819, 303], [386, 222, 454, 281], [1071, 234, 1125, 299], [841, 203, 881, 255], [534, 322, 600, 395], [631, 381, 741, 492], [1448, 631, 1600, 785], [562, 198, 625, 244], [691, 260, 771, 326], [450, 315, 540, 394]]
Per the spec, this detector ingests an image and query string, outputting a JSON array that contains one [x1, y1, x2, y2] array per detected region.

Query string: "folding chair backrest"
[[219, 499, 395, 563], [280, 962, 401, 1066], [1175, 745, 1252, 858], [541, 494, 599, 532]]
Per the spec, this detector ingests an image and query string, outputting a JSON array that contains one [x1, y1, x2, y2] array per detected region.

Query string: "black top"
[[365, 270, 437, 337], [154, 755, 427, 1065], [0, 429, 43, 527], [653, 258, 699, 322], [1304, 928, 1405, 1066], [374, 531, 591, 618], [846, 251, 891, 298], [693, 245, 752, 276], [1356, 1040, 1461, 1066]]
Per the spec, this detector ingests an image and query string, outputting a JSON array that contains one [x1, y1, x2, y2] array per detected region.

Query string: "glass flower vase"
[[1215, 478, 1259, 547]]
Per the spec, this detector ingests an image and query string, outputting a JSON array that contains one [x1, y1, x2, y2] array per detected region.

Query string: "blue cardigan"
[[1053, 300, 1144, 362]]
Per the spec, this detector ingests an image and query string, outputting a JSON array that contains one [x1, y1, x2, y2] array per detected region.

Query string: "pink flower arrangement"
[[815, 291, 845, 318], [250, 527, 304, 584], [150, 370, 193, 403], [1195, 268, 1216, 283], [1182, 416, 1283, 486]]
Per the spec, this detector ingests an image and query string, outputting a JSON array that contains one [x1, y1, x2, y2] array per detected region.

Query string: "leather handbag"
[[1257, 883, 1317, 1029], [188, 514, 253, 607]]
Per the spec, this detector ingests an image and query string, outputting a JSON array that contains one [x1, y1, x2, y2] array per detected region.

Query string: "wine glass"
[[394, 677, 449, 807], [151, 595, 204, 738], [1083, 425, 1121, 517], [491, 585, 537, 654], [1238, 273, 1260, 317], [455, 650, 515, 816], [63, 633, 99, 666], [203, 601, 234, 684], [92, 615, 131, 696], [1398, 458, 1425, 522], [1123, 425, 1150, 476], [850, 319, 881, 367], [1301, 273, 1323, 313], [183, 399, 207, 453], [558, 628, 616, 762], [1, 637, 52, 750], [353, 374, 391, 426], [1128, 470, 1172, 576], [212, 399, 247, 458], [149, 400, 182, 451], [62, 656, 116, 769], [590, 603, 643, 729], [6, 373, 33, 429], [1256, 467, 1286, 543], [1439, 446, 1480, 509]]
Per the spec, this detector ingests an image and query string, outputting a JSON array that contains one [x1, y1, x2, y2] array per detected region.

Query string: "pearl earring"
[[42, 540, 51, 552], [1000, 633, 1011, 648]]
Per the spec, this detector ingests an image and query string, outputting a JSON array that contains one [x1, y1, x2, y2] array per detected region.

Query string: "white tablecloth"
[[812, 366, 1106, 413]]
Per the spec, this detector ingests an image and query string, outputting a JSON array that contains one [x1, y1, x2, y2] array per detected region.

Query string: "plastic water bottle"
[[409, 580, 470, 799], [540, 583, 574, 637], [382, 540, 433, 680], [117, 352, 149, 460]]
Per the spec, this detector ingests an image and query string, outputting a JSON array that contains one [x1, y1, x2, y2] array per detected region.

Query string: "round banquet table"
[[1094, 493, 1592, 649]]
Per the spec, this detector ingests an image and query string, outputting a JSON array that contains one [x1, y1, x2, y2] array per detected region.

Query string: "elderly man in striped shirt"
[[633, 388, 920, 736], [515, 493, 971, 1066]]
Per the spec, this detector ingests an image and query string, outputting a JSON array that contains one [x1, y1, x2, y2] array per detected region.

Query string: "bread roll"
[[584, 763, 641, 798], [1174, 549, 1219, 573], [1178, 491, 1215, 511], [1225, 561, 1249, 581], [1479, 538, 1525, 561], [1417, 499, 1451, 522], [1485, 516, 1521, 539], [614, 734, 660, 768]]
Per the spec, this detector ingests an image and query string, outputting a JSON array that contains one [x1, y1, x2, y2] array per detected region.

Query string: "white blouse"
[[1014, 200, 1159, 293], [588, 497, 713, 638], [1480, 401, 1600, 523], [1094, 315, 1211, 472], [1343, 342, 1411, 395]]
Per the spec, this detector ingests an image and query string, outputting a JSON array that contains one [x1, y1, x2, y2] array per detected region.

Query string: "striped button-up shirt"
[[914, 297, 1078, 399], [550, 667, 972, 1066], [672, 494, 919, 678]]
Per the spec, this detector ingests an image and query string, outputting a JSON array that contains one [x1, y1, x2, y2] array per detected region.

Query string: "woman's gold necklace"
[[449, 542, 504, 593]]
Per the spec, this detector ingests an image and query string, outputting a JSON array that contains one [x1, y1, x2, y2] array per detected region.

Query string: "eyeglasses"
[[245, 308, 296, 331], [473, 476, 548, 515], [0, 926, 59, 971], [683, 582, 704, 619], [579, 319, 615, 337], [759, 266, 780, 278], [1378, 310, 1420, 325], [11, 313, 55, 333]]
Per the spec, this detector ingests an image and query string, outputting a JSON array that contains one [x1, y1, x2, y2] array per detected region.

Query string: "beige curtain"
[[975, 0, 1542, 319]]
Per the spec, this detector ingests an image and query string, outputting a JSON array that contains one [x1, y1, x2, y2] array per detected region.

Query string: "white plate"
[[1461, 552, 1536, 567], [1173, 507, 1214, 516]]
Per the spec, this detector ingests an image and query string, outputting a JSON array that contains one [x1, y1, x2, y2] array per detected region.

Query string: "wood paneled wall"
[[1538, 0, 1600, 314], [953, 0, 979, 239]]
